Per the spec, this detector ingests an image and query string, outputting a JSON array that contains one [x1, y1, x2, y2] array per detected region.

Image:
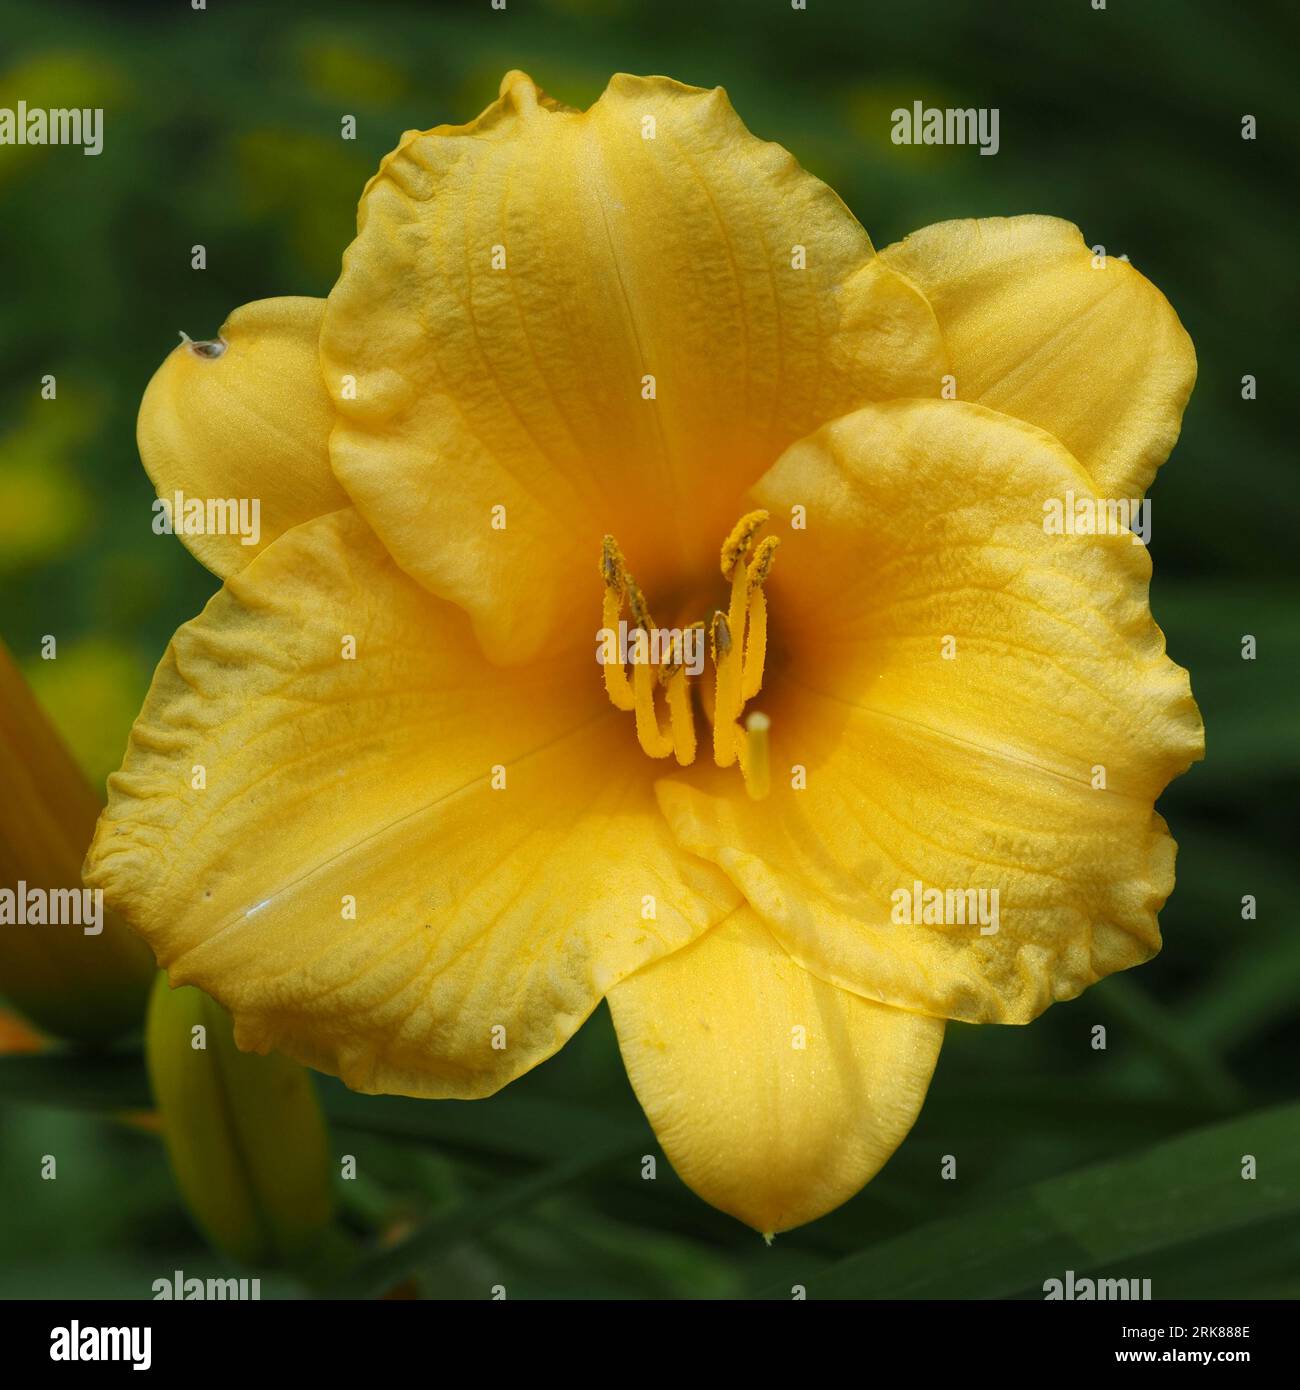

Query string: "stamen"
[[721, 509, 769, 578], [600, 534, 626, 590], [709, 618, 733, 767], [665, 668, 696, 765], [599, 514, 780, 788], [741, 537, 779, 702], [741, 588, 767, 702], [599, 537, 635, 711], [746, 536, 779, 590], [713, 561, 750, 767], [633, 661, 674, 759], [623, 574, 652, 631], [699, 656, 717, 727], [658, 619, 704, 689], [740, 711, 771, 801], [709, 609, 731, 663]]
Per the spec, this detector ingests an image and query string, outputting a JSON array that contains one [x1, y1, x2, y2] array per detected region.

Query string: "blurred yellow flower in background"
[[85, 71, 1201, 1234], [0, 640, 152, 1042]]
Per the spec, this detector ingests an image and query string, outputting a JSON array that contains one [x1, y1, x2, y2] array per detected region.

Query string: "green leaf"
[[0, 1049, 150, 1112], [1088, 974, 1242, 1108], [324, 1127, 644, 1299], [318, 1077, 643, 1164], [761, 1102, 1300, 1299]]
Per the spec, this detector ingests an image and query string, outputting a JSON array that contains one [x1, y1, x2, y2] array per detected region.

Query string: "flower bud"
[[146, 973, 335, 1267]]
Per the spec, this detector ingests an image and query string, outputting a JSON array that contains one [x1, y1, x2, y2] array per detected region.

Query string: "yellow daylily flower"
[[85, 71, 1203, 1236]]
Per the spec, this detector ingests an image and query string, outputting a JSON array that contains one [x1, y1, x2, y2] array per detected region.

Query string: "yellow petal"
[[86, 508, 739, 1098], [658, 399, 1204, 1024], [880, 216, 1195, 498], [138, 297, 348, 577], [321, 71, 946, 662], [146, 973, 335, 1266], [0, 639, 152, 1042], [607, 906, 944, 1234]]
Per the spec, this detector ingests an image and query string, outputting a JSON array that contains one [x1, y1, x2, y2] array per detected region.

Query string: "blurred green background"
[[1, 0, 1297, 1298]]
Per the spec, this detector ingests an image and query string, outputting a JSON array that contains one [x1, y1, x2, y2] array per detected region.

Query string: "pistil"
[[741, 712, 771, 801]]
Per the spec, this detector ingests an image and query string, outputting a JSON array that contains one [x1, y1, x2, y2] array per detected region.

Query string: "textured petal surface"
[[880, 216, 1195, 498], [657, 399, 1204, 1024], [608, 906, 943, 1234], [138, 297, 348, 577], [85, 509, 739, 1098], [321, 71, 947, 662]]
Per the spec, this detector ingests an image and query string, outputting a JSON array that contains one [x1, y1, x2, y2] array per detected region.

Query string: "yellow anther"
[[720, 509, 769, 579], [601, 534, 655, 630], [656, 629, 682, 684], [600, 534, 626, 590], [624, 574, 652, 631], [659, 622, 704, 687], [746, 536, 779, 592], [740, 711, 771, 800], [709, 610, 731, 662]]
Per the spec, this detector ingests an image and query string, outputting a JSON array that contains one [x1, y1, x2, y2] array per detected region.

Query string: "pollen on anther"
[[747, 536, 779, 590], [721, 509, 769, 578], [710, 610, 732, 660], [600, 534, 626, 589]]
